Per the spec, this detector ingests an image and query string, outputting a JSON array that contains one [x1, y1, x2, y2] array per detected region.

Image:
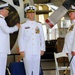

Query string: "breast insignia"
[[35, 26, 40, 34]]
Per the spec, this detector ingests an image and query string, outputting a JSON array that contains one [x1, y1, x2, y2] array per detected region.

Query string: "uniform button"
[[32, 38, 34, 40], [32, 44, 34, 45]]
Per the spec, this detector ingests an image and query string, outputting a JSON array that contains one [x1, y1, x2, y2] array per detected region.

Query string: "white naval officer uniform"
[[62, 20, 75, 75], [18, 19, 45, 75], [0, 13, 18, 75]]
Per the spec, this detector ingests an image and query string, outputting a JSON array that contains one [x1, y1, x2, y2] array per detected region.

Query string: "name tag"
[[25, 27, 30, 29]]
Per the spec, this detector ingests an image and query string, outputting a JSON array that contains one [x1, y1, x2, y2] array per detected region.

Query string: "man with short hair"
[[0, 2, 20, 75], [18, 5, 45, 75], [62, 5, 75, 75]]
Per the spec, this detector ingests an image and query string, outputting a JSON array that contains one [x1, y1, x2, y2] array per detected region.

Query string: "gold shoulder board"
[[69, 24, 74, 31]]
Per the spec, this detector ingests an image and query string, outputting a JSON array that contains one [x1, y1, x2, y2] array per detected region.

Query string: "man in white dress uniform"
[[18, 5, 45, 75], [62, 5, 75, 75], [0, 2, 20, 75]]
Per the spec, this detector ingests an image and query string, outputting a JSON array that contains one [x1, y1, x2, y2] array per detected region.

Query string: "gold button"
[[32, 38, 34, 40], [32, 44, 34, 45]]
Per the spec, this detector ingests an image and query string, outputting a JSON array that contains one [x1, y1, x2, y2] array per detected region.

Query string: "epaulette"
[[0, 16, 3, 18], [36, 21, 41, 23], [21, 21, 26, 24], [68, 24, 74, 31]]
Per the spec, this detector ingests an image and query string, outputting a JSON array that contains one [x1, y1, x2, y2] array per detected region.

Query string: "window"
[[49, 25, 58, 40], [42, 25, 47, 40], [13, 0, 20, 6], [61, 20, 71, 28]]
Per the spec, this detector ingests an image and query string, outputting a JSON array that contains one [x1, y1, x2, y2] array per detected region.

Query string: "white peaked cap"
[[68, 5, 75, 12], [71, 5, 75, 10], [24, 5, 36, 12], [0, 3, 8, 9]]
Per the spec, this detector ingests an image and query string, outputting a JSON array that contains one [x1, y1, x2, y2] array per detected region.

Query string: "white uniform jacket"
[[0, 15, 18, 54], [62, 20, 75, 53], [18, 20, 45, 55]]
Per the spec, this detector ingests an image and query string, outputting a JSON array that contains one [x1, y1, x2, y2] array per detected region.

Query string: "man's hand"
[[20, 51, 25, 59], [16, 23, 20, 29], [41, 51, 45, 56], [71, 51, 75, 56]]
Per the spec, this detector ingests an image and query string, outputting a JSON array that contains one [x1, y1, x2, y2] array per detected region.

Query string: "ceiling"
[[34, 0, 51, 4], [34, 0, 65, 6], [2, 0, 66, 7]]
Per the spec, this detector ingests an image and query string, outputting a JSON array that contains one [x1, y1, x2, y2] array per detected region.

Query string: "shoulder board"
[[69, 24, 74, 31], [0, 16, 3, 18], [36, 21, 41, 23], [21, 21, 26, 24]]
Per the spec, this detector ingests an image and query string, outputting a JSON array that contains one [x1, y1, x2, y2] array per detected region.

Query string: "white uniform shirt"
[[62, 20, 75, 53], [18, 20, 45, 55], [0, 14, 18, 54]]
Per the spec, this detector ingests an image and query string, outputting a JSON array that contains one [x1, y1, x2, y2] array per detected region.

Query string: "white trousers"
[[68, 53, 75, 75], [0, 53, 7, 75], [23, 55, 40, 75]]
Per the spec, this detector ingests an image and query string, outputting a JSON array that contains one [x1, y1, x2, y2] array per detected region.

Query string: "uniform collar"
[[0, 14, 5, 19], [27, 19, 35, 23]]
